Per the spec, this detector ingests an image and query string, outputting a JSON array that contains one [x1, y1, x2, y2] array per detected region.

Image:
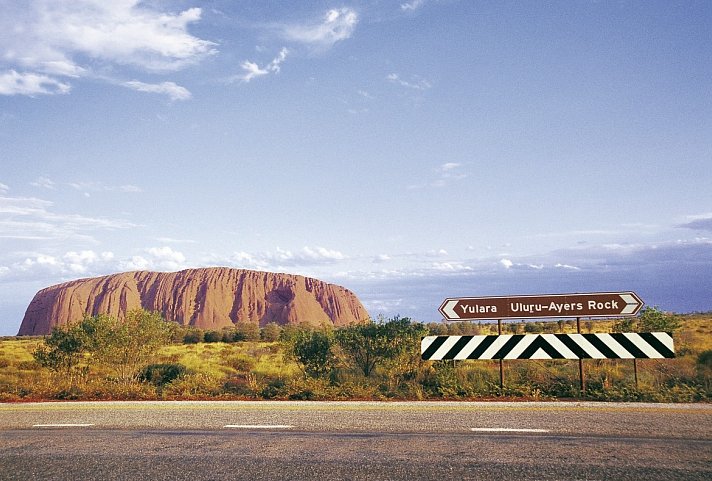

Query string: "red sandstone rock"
[[18, 268, 370, 335]]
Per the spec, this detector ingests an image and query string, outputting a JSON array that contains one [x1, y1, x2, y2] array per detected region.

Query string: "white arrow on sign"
[[620, 293, 642, 315], [441, 299, 459, 319]]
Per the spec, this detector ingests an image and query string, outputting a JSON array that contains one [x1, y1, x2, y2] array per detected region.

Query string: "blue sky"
[[1, 0, 711, 335]]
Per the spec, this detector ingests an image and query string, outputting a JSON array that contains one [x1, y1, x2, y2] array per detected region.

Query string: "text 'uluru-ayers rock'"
[[18, 268, 370, 336]]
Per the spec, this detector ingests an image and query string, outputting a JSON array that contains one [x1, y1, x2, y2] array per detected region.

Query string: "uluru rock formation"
[[18, 268, 370, 336]]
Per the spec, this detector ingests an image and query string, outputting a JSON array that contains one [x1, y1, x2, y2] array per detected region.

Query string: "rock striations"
[[18, 268, 370, 335]]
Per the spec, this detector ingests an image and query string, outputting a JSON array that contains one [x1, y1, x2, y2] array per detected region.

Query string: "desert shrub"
[[697, 350, 712, 369], [426, 322, 448, 335], [163, 372, 225, 397], [285, 377, 333, 400], [261, 323, 282, 342], [429, 362, 461, 397], [203, 331, 222, 343], [639, 307, 682, 332], [16, 360, 40, 371], [33, 325, 88, 380], [221, 328, 244, 342], [223, 374, 259, 397], [183, 330, 204, 344], [261, 377, 287, 399], [236, 322, 261, 341], [85, 310, 175, 383], [336, 316, 426, 378], [524, 322, 543, 333], [283, 329, 337, 379], [139, 363, 187, 386], [82, 378, 156, 400], [226, 354, 256, 372]]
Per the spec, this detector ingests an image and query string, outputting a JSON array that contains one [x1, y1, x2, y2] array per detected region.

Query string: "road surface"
[[1, 401, 710, 480]]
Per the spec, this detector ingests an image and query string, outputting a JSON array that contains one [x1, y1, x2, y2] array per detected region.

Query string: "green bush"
[[139, 363, 187, 386], [203, 331, 222, 343], [261, 378, 287, 399], [524, 322, 544, 333], [697, 350, 712, 369], [284, 329, 336, 379], [261, 323, 282, 342], [183, 330, 204, 344]]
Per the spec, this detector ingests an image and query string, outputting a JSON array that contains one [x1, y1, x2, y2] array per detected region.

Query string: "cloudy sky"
[[1, 1, 711, 335]]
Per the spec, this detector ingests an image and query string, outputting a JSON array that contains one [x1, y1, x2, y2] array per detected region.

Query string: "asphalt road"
[[1, 401, 710, 481]]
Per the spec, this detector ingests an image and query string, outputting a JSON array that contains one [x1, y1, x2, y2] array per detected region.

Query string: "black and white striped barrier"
[[421, 333, 675, 360]]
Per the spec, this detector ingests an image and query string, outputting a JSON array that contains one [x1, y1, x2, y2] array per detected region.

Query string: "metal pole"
[[577, 317, 586, 395], [633, 358, 639, 388], [498, 319, 504, 390]]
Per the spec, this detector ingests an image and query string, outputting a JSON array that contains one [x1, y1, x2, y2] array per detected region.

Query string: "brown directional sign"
[[439, 292, 644, 321]]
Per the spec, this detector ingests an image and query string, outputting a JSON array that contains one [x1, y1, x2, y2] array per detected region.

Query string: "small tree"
[[87, 310, 175, 383], [336, 316, 426, 378], [285, 329, 336, 379], [235, 322, 261, 341], [33, 324, 88, 383], [638, 306, 682, 332], [261, 322, 282, 342]]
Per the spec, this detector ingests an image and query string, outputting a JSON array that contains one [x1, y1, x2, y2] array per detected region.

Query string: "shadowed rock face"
[[17, 268, 370, 335]]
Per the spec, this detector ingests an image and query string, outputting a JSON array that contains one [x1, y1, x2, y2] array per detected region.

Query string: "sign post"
[[577, 317, 585, 395], [498, 319, 504, 389]]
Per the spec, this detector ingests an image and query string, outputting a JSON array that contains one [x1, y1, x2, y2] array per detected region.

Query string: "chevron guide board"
[[421, 333, 675, 360], [439, 292, 643, 321]]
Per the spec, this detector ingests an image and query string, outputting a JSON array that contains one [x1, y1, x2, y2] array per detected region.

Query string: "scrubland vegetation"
[[1, 308, 710, 402]]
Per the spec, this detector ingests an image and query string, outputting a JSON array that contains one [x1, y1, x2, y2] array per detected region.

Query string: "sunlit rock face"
[[18, 268, 370, 335]]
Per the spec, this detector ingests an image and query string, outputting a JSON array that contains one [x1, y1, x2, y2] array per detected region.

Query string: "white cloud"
[[234, 48, 289, 83], [554, 263, 581, 270], [219, 245, 348, 270], [0, 195, 136, 242], [0, 70, 71, 96], [432, 262, 473, 272], [500, 258, 514, 269], [401, 0, 426, 11], [238, 61, 269, 82], [155, 237, 197, 245], [120, 246, 187, 272], [373, 254, 391, 263], [30, 176, 56, 189], [409, 163, 467, 189], [679, 213, 712, 231], [272, 246, 346, 265], [387, 73, 431, 91], [440, 162, 461, 171], [282, 8, 358, 48], [68, 181, 143, 193], [63, 250, 115, 273], [123, 80, 191, 101], [0, 1, 215, 96], [1, 249, 116, 282], [0, 183, 9, 194]]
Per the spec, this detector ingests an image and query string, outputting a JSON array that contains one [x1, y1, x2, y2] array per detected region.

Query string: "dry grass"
[[1, 314, 710, 402]]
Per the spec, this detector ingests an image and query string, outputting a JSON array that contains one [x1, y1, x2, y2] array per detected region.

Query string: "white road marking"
[[223, 424, 294, 429], [33, 424, 95, 427], [470, 427, 550, 433]]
